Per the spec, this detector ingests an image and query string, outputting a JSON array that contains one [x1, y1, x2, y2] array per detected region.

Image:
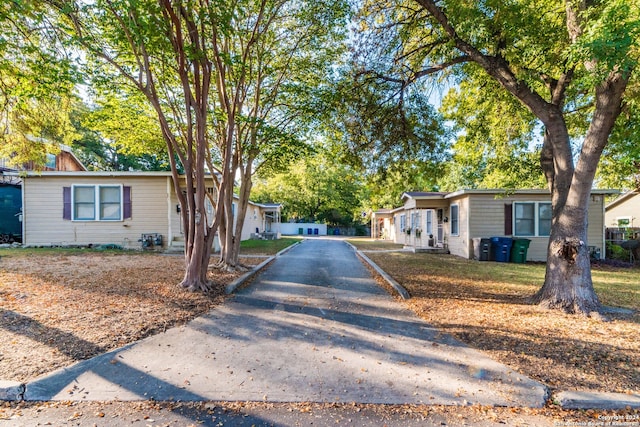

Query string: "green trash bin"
[[298, 227, 303, 235], [510, 239, 531, 263]]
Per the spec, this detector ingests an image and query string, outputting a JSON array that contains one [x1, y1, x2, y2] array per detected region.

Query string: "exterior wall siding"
[[168, 180, 183, 242], [242, 205, 263, 241], [587, 194, 606, 256], [605, 193, 640, 228], [446, 197, 469, 258], [393, 213, 407, 245], [466, 193, 552, 261], [24, 175, 171, 249], [465, 193, 607, 262]]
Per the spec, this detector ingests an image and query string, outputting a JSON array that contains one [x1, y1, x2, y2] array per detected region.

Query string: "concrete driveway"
[[23, 238, 547, 406]]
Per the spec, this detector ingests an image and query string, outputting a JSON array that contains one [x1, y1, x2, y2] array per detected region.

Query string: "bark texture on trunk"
[[532, 203, 600, 314]]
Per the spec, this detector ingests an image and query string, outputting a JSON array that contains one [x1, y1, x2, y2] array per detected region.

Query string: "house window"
[[45, 154, 56, 169], [514, 202, 551, 236], [72, 185, 122, 221], [515, 203, 535, 236], [414, 212, 422, 229], [617, 217, 631, 227], [74, 186, 96, 220], [400, 214, 406, 231], [538, 203, 552, 236], [426, 210, 433, 234], [100, 186, 121, 220], [450, 204, 459, 236]]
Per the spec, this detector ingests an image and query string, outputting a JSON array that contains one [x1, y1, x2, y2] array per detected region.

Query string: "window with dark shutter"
[[64, 185, 131, 221], [504, 203, 513, 235], [123, 186, 132, 219], [63, 187, 71, 220]]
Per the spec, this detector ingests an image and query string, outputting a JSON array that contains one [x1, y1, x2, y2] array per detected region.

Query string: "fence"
[[605, 227, 640, 263], [606, 227, 640, 242]]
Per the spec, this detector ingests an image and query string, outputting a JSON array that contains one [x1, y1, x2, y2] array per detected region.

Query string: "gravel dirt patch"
[[0, 251, 264, 382]]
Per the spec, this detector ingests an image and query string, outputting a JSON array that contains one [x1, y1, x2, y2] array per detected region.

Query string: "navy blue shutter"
[[63, 187, 71, 220], [123, 186, 132, 219]]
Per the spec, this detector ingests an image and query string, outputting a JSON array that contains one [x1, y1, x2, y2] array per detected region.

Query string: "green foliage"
[[70, 99, 171, 171], [597, 82, 640, 190], [0, 1, 79, 168], [354, 0, 640, 194], [0, 94, 79, 168], [252, 147, 364, 226], [326, 69, 450, 208], [569, 0, 640, 81], [606, 242, 632, 263], [83, 92, 164, 157], [232, 0, 350, 177], [71, 90, 170, 171], [439, 67, 546, 190], [364, 160, 442, 209]]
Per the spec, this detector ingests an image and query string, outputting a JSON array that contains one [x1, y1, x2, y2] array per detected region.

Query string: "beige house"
[[605, 191, 639, 228], [372, 189, 616, 262], [18, 171, 280, 250]]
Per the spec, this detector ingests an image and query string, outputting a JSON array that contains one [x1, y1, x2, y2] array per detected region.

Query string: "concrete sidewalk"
[[12, 239, 546, 407]]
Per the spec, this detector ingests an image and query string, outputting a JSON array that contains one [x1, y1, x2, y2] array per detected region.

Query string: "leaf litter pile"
[[366, 252, 639, 395], [0, 251, 263, 382]]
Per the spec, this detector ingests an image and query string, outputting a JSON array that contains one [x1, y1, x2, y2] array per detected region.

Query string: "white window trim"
[[72, 184, 123, 222], [426, 210, 433, 235], [450, 204, 460, 236], [513, 201, 552, 237]]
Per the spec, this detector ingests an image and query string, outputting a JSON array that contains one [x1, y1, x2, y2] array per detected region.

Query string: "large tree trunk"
[[180, 226, 215, 291], [217, 156, 253, 271], [532, 74, 629, 314], [530, 112, 600, 313], [533, 189, 600, 313]]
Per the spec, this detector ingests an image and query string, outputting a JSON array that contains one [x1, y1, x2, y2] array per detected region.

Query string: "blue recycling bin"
[[490, 237, 513, 262], [307, 228, 312, 235], [314, 228, 319, 235]]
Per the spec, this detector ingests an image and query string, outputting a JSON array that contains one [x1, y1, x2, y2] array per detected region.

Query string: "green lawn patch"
[[240, 236, 301, 255], [346, 238, 404, 251]]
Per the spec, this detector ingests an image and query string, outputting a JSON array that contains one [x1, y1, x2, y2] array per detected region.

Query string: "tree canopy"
[[0, 1, 78, 169], [252, 146, 365, 226]]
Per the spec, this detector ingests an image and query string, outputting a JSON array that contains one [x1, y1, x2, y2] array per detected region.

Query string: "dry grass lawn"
[[1, 237, 638, 417], [0, 250, 265, 382], [361, 249, 639, 395]]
